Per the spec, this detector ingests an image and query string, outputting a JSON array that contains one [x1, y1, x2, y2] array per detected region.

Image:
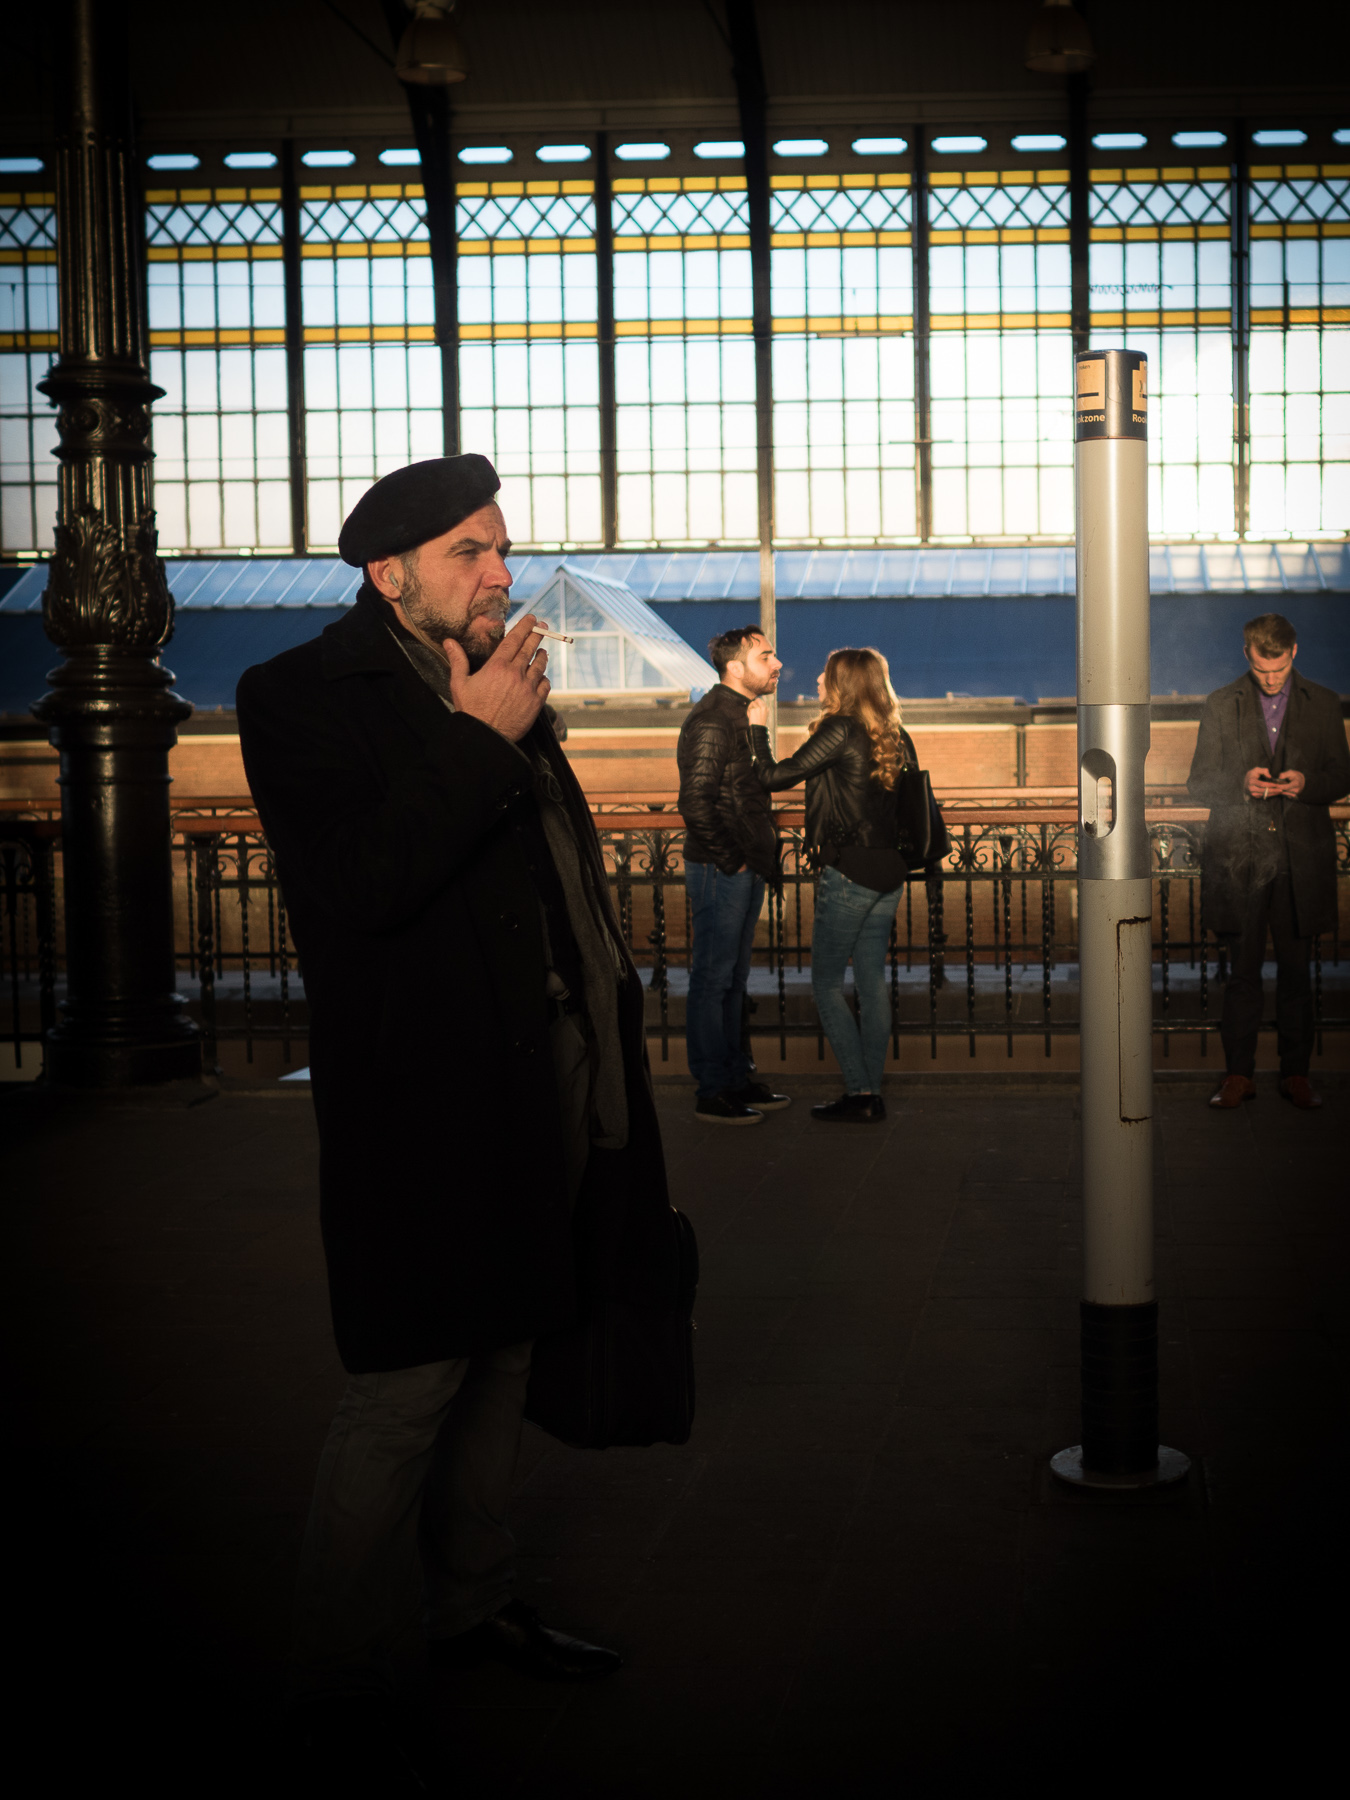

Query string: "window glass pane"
[[455, 178, 601, 547], [926, 167, 1072, 539], [614, 175, 757, 545], [145, 183, 292, 551], [1247, 163, 1350, 535], [0, 194, 58, 551], [771, 173, 917, 542], [1089, 162, 1234, 536], [298, 181, 451, 547]]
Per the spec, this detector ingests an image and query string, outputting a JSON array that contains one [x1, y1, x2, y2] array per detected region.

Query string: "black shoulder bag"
[[894, 764, 951, 869]]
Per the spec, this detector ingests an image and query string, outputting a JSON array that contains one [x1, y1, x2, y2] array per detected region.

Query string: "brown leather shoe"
[[1209, 1075, 1257, 1109], [1279, 1076, 1323, 1110]]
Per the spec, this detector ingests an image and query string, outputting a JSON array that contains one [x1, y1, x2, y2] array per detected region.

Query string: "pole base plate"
[[1050, 1445, 1190, 1491]]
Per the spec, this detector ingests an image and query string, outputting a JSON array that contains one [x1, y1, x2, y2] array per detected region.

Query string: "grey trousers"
[[290, 1009, 591, 1698]]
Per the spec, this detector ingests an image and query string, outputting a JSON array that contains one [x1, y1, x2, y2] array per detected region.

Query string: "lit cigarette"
[[533, 627, 573, 643]]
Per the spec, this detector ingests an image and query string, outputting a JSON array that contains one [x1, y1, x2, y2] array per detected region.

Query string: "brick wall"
[[3, 714, 1344, 809]]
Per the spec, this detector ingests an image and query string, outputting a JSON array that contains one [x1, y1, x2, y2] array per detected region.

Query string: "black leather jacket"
[[750, 715, 918, 863], [677, 684, 779, 879]]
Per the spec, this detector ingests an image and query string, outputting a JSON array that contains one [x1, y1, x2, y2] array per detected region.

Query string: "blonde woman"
[[747, 649, 917, 1123]]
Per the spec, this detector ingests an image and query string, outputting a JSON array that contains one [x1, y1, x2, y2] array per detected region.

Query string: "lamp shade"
[[1025, 0, 1094, 74], [395, 6, 470, 85]]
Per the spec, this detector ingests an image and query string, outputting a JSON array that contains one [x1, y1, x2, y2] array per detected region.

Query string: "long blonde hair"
[[809, 647, 906, 788]]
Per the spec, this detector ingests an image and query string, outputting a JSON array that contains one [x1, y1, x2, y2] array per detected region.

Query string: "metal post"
[[594, 132, 618, 550], [382, 0, 460, 455], [1231, 121, 1251, 539], [1053, 348, 1187, 1488], [726, 0, 776, 737], [1068, 73, 1091, 356], [34, 0, 199, 1085], [280, 139, 308, 555], [911, 131, 933, 542]]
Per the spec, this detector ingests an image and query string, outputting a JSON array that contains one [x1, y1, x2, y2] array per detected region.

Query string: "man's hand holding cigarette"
[[444, 612, 556, 742]]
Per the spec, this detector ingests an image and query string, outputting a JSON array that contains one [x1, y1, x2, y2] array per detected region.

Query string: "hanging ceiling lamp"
[[395, 0, 471, 85], [1024, 0, 1095, 74]]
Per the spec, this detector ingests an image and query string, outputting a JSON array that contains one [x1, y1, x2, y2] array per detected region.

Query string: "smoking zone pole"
[[1052, 348, 1189, 1490]]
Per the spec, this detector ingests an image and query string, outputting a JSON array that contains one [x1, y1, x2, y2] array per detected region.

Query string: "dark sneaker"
[[695, 1091, 764, 1125], [726, 1080, 791, 1111], [810, 1092, 886, 1124]]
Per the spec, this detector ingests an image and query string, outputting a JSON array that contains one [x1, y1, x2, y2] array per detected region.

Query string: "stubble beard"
[[398, 558, 511, 671]]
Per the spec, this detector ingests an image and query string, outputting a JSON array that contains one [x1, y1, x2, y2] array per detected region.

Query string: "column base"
[[44, 1024, 202, 1088], [1050, 1445, 1191, 1490]]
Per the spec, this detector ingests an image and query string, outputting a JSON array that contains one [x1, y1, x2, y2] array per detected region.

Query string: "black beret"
[[337, 454, 501, 567]]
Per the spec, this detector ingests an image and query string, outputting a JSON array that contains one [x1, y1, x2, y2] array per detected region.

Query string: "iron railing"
[[3, 803, 1348, 1073]]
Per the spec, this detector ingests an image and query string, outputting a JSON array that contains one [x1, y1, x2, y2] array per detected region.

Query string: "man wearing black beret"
[[236, 456, 679, 1776]]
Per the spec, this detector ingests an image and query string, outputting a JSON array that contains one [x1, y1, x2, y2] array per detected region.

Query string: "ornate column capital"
[[39, 0, 173, 659]]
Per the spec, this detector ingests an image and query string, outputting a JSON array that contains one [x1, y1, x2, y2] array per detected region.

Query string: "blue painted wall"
[[3, 592, 1347, 716], [652, 595, 1350, 704]]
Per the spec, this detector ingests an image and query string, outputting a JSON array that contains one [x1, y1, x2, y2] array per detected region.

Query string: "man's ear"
[[367, 556, 403, 600]]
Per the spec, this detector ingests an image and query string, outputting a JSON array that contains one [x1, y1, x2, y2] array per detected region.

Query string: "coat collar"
[[320, 586, 407, 682], [320, 585, 458, 752], [711, 682, 751, 711]]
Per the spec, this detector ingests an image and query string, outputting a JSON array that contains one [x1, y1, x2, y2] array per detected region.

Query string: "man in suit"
[[237, 455, 677, 1782], [1187, 612, 1350, 1110]]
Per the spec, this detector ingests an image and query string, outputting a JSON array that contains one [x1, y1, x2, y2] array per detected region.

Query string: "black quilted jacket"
[[676, 684, 779, 879], [750, 715, 918, 862]]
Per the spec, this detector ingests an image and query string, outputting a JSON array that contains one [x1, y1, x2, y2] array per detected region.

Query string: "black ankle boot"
[[810, 1092, 886, 1124]]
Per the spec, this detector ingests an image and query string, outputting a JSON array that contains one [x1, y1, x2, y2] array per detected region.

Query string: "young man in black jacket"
[[676, 627, 791, 1123], [1187, 612, 1350, 1110]]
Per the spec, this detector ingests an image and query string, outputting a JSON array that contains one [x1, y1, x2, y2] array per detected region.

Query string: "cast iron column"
[[595, 131, 618, 549], [281, 139, 309, 554], [1053, 348, 1186, 1489], [911, 131, 933, 541], [33, 0, 199, 1086], [726, 0, 777, 738], [1068, 72, 1091, 356], [1230, 121, 1251, 539], [382, 0, 460, 454]]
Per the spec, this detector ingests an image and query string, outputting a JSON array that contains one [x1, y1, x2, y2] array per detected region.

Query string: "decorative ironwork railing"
[[3, 801, 1347, 1075]]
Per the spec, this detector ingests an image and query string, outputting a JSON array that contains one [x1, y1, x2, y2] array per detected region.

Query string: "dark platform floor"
[[4, 1072, 1346, 1794]]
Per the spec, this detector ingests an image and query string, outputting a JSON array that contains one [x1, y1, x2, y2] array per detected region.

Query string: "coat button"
[[501, 912, 519, 930]]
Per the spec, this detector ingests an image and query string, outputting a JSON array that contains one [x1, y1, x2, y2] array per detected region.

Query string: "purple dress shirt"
[[1257, 679, 1290, 756]]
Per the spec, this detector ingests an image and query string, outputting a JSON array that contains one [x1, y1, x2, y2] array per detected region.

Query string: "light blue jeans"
[[811, 864, 904, 1094]]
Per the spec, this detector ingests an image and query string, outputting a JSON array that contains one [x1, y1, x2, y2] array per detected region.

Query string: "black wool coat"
[[236, 598, 671, 1373], [1186, 669, 1350, 939]]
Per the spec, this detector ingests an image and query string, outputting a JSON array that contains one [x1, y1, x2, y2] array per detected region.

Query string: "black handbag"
[[894, 765, 951, 869], [525, 1204, 698, 1449]]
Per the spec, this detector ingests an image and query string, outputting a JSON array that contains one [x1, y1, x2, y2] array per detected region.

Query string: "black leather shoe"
[[726, 1080, 791, 1111], [810, 1092, 886, 1124], [694, 1091, 763, 1125], [431, 1599, 622, 1681]]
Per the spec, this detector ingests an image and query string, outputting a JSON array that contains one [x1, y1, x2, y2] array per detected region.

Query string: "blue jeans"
[[685, 861, 765, 1099], [811, 864, 904, 1094]]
